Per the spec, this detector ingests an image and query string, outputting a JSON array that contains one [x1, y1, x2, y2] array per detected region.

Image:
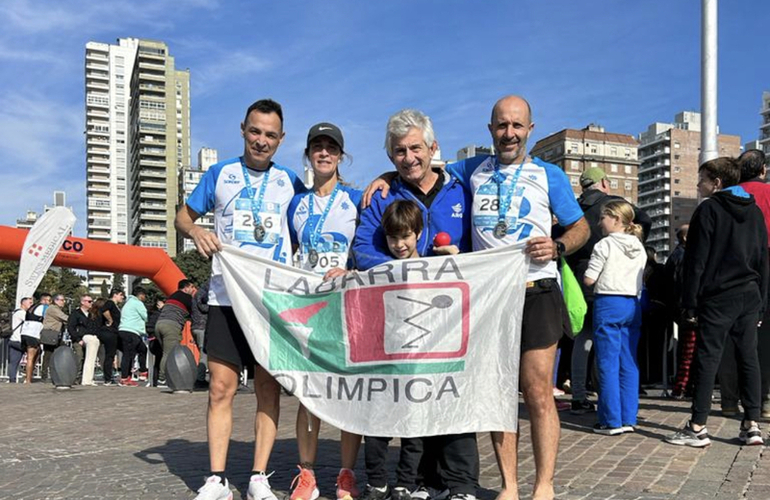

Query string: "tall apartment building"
[[178, 148, 218, 253], [530, 124, 640, 202], [85, 38, 139, 293], [638, 111, 741, 259], [759, 91, 770, 155], [128, 39, 191, 257]]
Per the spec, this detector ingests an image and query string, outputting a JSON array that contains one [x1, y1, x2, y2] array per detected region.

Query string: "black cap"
[[307, 122, 344, 152]]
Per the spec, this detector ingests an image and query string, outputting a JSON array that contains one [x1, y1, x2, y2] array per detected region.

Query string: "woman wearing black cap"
[[287, 122, 363, 500]]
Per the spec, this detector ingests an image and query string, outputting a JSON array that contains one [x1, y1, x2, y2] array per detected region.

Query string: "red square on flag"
[[344, 282, 470, 364]]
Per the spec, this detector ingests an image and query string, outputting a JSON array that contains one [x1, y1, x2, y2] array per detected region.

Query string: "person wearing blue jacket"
[[353, 109, 478, 500], [353, 116, 471, 272]]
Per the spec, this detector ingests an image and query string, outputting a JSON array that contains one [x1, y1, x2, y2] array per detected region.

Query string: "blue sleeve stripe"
[[186, 159, 231, 215], [537, 158, 584, 227]]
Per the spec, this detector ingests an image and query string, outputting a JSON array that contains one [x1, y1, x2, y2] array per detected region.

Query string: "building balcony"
[[140, 169, 167, 180], [138, 61, 166, 71], [140, 72, 166, 82], [646, 207, 671, 217], [141, 191, 167, 200], [639, 133, 671, 148], [638, 146, 671, 162], [87, 231, 111, 241], [140, 159, 167, 168], [140, 180, 167, 189], [88, 156, 110, 165], [87, 185, 111, 194], [86, 71, 109, 80], [140, 202, 166, 210], [86, 80, 110, 91], [638, 171, 671, 186], [139, 223, 167, 233], [140, 212, 167, 221], [85, 63, 108, 73], [88, 220, 112, 230], [86, 165, 110, 179]]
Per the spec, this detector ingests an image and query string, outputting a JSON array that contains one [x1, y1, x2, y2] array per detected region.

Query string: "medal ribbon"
[[240, 158, 271, 229], [307, 183, 341, 251], [493, 157, 526, 224]]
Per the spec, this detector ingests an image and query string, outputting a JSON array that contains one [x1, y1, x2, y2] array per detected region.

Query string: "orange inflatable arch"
[[0, 225, 199, 361]]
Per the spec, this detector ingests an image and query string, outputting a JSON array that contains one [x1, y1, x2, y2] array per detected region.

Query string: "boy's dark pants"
[[691, 287, 762, 425]]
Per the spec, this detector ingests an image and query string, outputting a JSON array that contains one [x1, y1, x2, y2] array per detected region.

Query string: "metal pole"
[[700, 0, 718, 165]]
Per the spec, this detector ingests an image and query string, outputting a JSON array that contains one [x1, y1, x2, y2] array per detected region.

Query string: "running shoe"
[[194, 475, 233, 500], [391, 487, 411, 500], [592, 424, 623, 436], [336, 468, 360, 500], [360, 485, 390, 500], [739, 421, 764, 446], [290, 467, 319, 500], [411, 486, 449, 500], [247, 472, 279, 500], [137, 370, 149, 382], [118, 377, 139, 387], [621, 424, 636, 433], [665, 421, 711, 447], [570, 399, 596, 415]]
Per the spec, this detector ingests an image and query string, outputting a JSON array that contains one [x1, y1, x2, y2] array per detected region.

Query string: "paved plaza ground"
[[1, 383, 769, 500]]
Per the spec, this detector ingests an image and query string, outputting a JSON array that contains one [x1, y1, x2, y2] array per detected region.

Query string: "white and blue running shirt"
[[186, 157, 306, 306], [446, 156, 583, 281], [288, 186, 362, 276]]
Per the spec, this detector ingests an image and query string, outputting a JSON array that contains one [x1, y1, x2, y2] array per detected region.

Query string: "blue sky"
[[0, 0, 767, 237]]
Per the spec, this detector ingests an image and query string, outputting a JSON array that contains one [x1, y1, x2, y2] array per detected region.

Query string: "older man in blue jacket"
[[353, 108, 478, 500]]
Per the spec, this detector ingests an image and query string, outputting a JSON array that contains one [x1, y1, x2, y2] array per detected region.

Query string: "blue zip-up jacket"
[[352, 170, 472, 270]]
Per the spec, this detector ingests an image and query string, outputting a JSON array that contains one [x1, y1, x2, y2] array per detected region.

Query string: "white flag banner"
[[16, 207, 76, 306], [217, 243, 528, 437]]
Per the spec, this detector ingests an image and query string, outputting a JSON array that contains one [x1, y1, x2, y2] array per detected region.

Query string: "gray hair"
[[384, 109, 436, 157]]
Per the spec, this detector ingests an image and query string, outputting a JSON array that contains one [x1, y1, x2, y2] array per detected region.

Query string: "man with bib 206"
[[176, 99, 306, 500]]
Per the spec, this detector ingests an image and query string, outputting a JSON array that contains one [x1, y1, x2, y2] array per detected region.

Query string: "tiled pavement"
[[0, 383, 768, 500]]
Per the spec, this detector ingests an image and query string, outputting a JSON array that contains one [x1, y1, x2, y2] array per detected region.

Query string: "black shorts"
[[204, 306, 257, 370], [21, 335, 40, 349], [521, 278, 569, 352]]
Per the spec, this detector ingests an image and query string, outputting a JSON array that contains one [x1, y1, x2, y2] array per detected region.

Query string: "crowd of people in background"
[[2, 279, 209, 389], [2, 93, 769, 500]]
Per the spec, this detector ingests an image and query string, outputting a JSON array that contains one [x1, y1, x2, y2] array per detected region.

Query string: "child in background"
[[362, 199, 453, 500], [583, 200, 646, 435]]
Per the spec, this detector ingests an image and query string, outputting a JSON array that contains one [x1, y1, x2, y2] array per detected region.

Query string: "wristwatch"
[[553, 240, 566, 260]]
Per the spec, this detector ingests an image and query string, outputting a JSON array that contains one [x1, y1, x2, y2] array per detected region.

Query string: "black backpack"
[[0, 309, 23, 338]]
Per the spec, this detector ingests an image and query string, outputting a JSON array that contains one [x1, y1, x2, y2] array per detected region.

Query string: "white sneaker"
[[248, 472, 279, 500], [194, 475, 233, 500]]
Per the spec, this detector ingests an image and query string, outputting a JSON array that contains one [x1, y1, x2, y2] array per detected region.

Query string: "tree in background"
[[100, 279, 109, 298], [173, 250, 211, 288], [111, 272, 125, 291], [0, 262, 86, 314]]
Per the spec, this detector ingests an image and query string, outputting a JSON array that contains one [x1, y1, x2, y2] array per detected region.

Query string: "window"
[[674, 179, 680, 184], [675, 191, 681, 196], [610, 164, 618, 173], [674, 154, 680, 160], [625, 165, 632, 174], [625, 181, 633, 191], [591, 161, 598, 168], [610, 179, 618, 189], [674, 167, 681, 173], [570, 176, 579, 186], [611, 147, 618, 156], [625, 148, 631, 157], [674, 141, 681, 148], [571, 160, 580, 170]]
